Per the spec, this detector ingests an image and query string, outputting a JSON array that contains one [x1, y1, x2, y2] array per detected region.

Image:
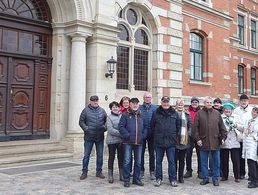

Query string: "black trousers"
[[247, 159, 258, 183], [185, 143, 201, 174], [239, 142, 246, 176], [108, 143, 123, 170], [141, 137, 155, 172], [220, 148, 240, 179], [196, 146, 202, 174], [176, 149, 187, 178]]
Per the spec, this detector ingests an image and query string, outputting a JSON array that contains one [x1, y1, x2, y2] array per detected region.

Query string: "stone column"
[[68, 33, 87, 133], [64, 33, 88, 158]]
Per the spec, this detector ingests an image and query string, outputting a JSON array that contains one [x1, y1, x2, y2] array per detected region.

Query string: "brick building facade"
[[181, 0, 258, 104]]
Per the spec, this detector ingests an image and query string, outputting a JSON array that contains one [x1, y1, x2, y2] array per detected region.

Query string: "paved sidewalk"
[[0, 156, 257, 195]]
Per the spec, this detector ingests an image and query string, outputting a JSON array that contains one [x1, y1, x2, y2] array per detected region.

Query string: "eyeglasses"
[[205, 102, 212, 104], [192, 101, 198, 104], [144, 96, 152, 98]]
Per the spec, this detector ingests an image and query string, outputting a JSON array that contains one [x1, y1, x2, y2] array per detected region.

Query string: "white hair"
[[176, 98, 185, 105], [203, 96, 213, 103]]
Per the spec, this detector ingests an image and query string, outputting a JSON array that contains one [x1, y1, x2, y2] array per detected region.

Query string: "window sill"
[[250, 95, 258, 99], [189, 80, 212, 86]]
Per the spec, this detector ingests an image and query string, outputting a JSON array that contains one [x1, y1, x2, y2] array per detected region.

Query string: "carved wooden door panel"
[[0, 56, 7, 134], [7, 59, 34, 135]]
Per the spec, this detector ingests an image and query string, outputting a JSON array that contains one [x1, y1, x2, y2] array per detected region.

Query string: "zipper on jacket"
[[135, 114, 138, 144]]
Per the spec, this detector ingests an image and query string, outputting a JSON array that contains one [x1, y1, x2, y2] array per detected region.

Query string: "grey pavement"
[[0, 155, 257, 195]]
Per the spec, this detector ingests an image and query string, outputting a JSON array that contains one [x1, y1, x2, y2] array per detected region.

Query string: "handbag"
[[234, 129, 244, 142]]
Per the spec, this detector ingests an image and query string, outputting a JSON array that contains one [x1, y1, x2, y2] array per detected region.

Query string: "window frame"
[[251, 19, 257, 49], [116, 6, 152, 92], [190, 33, 203, 81], [238, 14, 245, 45], [238, 65, 245, 94], [251, 68, 256, 96]]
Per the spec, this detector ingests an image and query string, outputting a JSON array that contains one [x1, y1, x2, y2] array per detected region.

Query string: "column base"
[[62, 132, 84, 159]]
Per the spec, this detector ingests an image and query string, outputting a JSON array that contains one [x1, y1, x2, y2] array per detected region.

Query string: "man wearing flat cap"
[[79, 95, 107, 180], [185, 96, 201, 179], [119, 97, 147, 187], [213, 98, 223, 114], [151, 96, 181, 187], [233, 94, 253, 179]]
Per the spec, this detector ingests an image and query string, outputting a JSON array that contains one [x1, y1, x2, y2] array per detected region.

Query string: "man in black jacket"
[[151, 96, 181, 187], [79, 95, 107, 180]]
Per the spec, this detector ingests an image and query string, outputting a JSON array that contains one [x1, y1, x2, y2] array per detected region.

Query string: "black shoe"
[[96, 172, 105, 179], [124, 182, 130, 187], [80, 173, 87, 180], [200, 180, 209, 185], [178, 177, 184, 183], [184, 171, 192, 178], [132, 180, 144, 186], [248, 182, 258, 188], [213, 180, 219, 186], [198, 173, 203, 179], [220, 177, 228, 181]]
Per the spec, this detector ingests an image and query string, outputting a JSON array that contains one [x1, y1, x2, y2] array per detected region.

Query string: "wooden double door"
[[0, 56, 50, 141]]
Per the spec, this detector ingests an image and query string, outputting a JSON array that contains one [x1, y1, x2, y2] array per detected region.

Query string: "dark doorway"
[[0, 0, 52, 141]]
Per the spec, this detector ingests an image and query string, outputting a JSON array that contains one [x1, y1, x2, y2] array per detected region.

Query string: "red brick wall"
[[182, 0, 258, 104]]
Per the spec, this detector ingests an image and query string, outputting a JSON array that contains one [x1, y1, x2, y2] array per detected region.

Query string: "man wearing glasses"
[[184, 97, 201, 179], [193, 97, 227, 186], [140, 92, 157, 180]]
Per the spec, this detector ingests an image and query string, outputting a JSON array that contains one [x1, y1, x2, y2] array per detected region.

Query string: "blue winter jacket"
[[119, 109, 147, 145], [139, 103, 157, 138]]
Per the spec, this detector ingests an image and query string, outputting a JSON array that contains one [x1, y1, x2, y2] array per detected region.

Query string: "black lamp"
[[105, 56, 117, 78]]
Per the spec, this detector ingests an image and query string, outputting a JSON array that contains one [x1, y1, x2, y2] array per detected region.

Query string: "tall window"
[[238, 65, 244, 94], [251, 68, 256, 95], [251, 20, 256, 49], [238, 15, 245, 45], [190, 33, 203, 81], [117, 7, 151, 91]]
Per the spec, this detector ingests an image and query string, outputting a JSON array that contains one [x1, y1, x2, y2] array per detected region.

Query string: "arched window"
[[0, 0, 51, 22], [251, 68, 256, 95], [238, 65, 244, 94], [190, 33, 203, 81], [116, 7, 151, 91]]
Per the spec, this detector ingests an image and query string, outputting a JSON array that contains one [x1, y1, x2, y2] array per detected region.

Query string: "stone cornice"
[[183, 0, 233, 21], [237, 46, 258, 55], [238, 4, 258, 18], [183, 11, 230, 30]]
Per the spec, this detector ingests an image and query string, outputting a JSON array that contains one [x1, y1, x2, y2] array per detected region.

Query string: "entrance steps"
[[0, 140, 73, 168]]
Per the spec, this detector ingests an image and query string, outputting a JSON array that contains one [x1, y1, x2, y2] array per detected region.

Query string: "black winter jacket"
[[151, 106, 181, 147], [79, 105, 107, 141]]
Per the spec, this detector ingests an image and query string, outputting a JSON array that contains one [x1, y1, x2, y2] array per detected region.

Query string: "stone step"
[[0, 139, 59, 148], [0, 153, 74, 168], [0, 144, 68, 157]]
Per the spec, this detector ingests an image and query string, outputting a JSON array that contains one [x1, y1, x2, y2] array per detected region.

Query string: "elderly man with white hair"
[[193, 96, 227, 186]]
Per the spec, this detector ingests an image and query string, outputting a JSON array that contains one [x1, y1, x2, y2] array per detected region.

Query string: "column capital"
[[68, 32, 90, 42]]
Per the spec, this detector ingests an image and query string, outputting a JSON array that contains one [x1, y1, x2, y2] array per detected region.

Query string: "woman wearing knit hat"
[[220, 103, 242, 183]]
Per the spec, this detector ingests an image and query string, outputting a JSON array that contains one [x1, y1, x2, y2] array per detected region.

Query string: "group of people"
[[78, 93, 258, 189]]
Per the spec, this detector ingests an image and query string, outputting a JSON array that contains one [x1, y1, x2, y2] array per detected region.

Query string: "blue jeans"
[[82, 140, 104, 173], [200, 150, 220, 182], [155, 146, 177, 182], [123, 144, 142, 182]]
